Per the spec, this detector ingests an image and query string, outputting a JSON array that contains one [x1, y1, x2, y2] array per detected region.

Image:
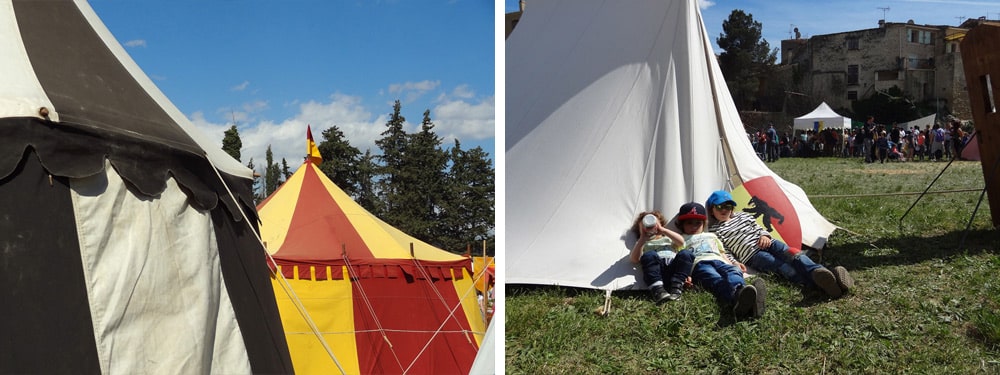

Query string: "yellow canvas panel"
[[272, 272, 361, 375], [452, 268, 488, 345], [257, 166, 308, 255], [730, 184, 787, 244]]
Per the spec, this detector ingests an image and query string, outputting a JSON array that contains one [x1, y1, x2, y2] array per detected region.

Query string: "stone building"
[[781, 19, 972, 120]]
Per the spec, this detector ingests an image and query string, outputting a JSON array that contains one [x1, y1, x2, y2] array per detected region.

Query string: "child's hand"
[[757, 236, 773, 249], [737, 262, 747, 273]]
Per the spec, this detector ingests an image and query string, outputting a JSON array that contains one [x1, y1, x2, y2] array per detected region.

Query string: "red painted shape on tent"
[[741, 176, 802, 254], [272, 164, 373, 264], [352, 276, 477, 375]]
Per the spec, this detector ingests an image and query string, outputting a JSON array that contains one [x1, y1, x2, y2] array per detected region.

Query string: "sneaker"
[[751, 278, 767, 319], [812, 268, 842, 298], [833, 266, 854, 294], [650, 285, 670, 303], [665, 286, 683, 301], [733, 284, 757, 318]]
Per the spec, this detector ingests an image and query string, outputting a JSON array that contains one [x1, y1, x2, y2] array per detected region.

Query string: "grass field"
[[505, 157, 1000, 374]]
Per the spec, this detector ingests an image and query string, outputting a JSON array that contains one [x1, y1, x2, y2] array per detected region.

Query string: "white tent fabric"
[[468, 319, 495, 375], [506, 0, 837, 290], [793, 102, 852, 131], [72, 161, 251, 374], [898, 113, 936, 130]]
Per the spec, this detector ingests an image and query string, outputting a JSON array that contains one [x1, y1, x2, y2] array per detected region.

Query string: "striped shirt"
[[707, 212, 769, 264]]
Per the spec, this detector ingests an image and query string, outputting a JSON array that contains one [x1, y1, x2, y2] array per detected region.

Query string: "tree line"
[[221, 99, 495, 256]]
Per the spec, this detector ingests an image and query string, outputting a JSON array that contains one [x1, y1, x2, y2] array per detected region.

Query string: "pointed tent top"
[[306, 125, 322, 164], [256, 161, 469, 280]]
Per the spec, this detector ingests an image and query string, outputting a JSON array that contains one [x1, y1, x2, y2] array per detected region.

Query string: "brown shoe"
[[833, 266, 854, 294], [811, 268, 842, 298]]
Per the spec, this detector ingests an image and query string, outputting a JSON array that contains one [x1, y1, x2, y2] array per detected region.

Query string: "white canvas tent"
[[898, 113, 936, 130], [794, 102, 852, 131], [506, 0, 837, 290]]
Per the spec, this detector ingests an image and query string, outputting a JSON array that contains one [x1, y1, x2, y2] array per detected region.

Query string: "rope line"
[[342, 252, 407, 373], [208, 163, 347, 375], [808, 188, 981, 198]]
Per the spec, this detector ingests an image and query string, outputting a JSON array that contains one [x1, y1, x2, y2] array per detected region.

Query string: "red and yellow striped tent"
[[257, 129, 486, 374]]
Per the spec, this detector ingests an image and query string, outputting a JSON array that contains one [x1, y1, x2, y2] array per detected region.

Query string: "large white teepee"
[[506, 0, 837, 290]]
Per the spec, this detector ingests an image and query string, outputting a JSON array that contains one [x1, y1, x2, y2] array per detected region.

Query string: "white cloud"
[[388, 80, 441, 104], [124, 39, 146, 48], [698, 0, 714, 10], [432, 96, 495, 144], [189, 86, 494, 175], [231, 81, 250, 91]]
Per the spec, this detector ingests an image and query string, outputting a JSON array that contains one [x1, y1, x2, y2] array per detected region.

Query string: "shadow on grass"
[[817, 228, 1000, 271]]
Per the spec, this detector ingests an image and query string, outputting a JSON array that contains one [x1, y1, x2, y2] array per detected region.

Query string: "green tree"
[[850, 86, 920, 124], [281, 158, 292, 180], [264, 145, 281, 198], [317, 126, 362, 198], [374, 100, 408, 219], [717, 10, 777, 110], [353, 150, 382, 215], [438, 140, 495, 255], [246, 157, 264, 203], [399, 110, 449, 244], [222, 125, 242, 162]]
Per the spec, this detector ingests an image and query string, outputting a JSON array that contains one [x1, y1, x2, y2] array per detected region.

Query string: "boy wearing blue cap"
[[705, 190, 853, 298]]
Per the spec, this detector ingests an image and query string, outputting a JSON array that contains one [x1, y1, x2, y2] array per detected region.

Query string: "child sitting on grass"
[[705, 190, 854, 298], [674, 202, 765, 320], [630, 210, 693, 303]]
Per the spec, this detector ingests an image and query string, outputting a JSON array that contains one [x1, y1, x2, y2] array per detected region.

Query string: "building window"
[[908, 29, 934, 45], [846, 37, 860, 50], [847, 65, 859, 85], [848, 91, 858, 101]]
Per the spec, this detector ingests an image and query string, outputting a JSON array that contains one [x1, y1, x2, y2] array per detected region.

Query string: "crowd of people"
[[630, 191, 854, 321], [747, 117, 972, 163]]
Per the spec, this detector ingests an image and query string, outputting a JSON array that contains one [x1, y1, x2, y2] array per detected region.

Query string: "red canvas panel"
[[351, 277, 478, 374]]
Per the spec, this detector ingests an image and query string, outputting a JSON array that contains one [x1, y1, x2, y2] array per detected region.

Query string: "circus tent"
[[257, 130, 487, 374]]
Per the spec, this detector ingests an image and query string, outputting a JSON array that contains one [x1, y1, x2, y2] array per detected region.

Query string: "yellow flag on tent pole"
[[306, 125, 322, 164]]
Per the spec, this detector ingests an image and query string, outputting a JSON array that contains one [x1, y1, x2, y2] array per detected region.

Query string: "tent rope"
[[401, 246, 485, 374], [341, 250, 407, 373], [207, 162, 347, 375]]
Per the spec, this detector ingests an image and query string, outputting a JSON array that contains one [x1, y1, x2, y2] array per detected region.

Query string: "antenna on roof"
[[956, 16, 966, 25], [877, 6, 890, 21]]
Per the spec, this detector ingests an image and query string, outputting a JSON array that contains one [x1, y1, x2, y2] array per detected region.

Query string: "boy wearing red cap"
[[675, 202, 764, 319]]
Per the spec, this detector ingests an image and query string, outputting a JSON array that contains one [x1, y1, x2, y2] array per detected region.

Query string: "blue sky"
[[90, 0, 494, 173], [505, 0, 1000, 53]]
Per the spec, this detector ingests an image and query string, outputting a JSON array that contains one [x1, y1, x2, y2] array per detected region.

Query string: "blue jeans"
[[640, 249, 694, 290], [691, 259, 744, 303], [746, 239, 822, 288]]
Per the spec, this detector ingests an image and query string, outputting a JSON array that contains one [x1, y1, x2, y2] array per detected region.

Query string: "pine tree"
[[717, 10, 777, 110], [222, 125, 242, 162], [400, 110, 449, 245], [281, 158, 292, 180], [353, 150, 382, 215], [264, 145, 281, 197], [439, 140, 495, 254], [317, 126, 362, 198], [374, 100, 408, 219]]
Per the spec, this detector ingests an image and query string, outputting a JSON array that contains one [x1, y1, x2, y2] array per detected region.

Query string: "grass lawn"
[[505, 157, 1000, 374]]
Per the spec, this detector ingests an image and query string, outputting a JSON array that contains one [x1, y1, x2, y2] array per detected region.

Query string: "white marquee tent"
[[793, 102, 852, 131], [506, 0, 838, 290]]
